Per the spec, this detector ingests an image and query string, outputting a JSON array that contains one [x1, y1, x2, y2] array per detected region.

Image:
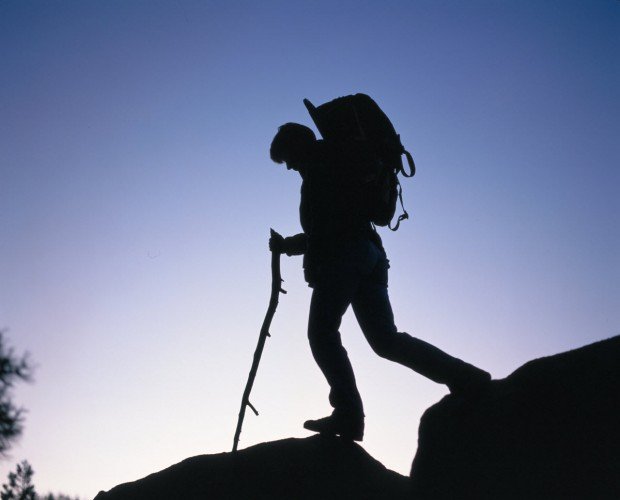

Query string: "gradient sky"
[[1, 1, 618, 498]]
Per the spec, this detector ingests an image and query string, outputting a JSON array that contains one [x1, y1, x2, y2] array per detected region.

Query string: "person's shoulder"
[[316, 140, 345, 167], [305, 140, 331, 172], [312, 139, 330, 159]]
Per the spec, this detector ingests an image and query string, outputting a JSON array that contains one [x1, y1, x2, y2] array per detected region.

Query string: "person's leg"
[[304, 271, 366, 440], [307, 275, 364, 419], [351, 250, 490, 392]]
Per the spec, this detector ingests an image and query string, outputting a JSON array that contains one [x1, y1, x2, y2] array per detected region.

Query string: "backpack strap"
[[389, 178, 409, 231], [389, 145, 414, 231], [401, 149, 416, 178], [395, 134, 415, 177]]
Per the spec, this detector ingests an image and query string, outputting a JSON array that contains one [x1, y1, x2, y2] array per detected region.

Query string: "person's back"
[[297, 140, 383, 281]]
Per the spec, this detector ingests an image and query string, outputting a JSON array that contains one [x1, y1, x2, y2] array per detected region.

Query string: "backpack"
[[303, 93, 415, 231]]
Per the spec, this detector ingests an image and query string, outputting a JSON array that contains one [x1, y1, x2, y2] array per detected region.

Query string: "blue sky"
[[1, 1, 618, 497]]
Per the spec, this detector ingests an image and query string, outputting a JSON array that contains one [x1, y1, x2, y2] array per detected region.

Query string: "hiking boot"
[[303, 413, 364, 441], [447, 363, 492, 396]]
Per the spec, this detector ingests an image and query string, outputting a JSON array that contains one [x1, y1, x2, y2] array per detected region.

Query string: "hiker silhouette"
[[270, 112, 490, 441]]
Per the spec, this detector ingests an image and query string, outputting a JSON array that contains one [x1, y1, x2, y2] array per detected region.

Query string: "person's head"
[[270, 123, 316, 171]]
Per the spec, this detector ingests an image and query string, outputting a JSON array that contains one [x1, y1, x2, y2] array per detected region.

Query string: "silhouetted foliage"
[[0, 334, 76, 499], [0, 460, 79, 500], [1, 460, 35, 500], [0, 330, 33, 456]]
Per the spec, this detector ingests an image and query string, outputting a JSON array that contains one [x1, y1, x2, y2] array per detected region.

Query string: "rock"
[[410, 336, 620, 499], [94, 435, 410, 499], [95, 337, 620, 499]]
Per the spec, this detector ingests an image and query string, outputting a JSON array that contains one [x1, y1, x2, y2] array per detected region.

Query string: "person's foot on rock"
[[448, 363, 492, 396], [303, 413, 364, 441]]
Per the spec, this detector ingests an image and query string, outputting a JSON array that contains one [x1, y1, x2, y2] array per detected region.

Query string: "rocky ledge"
[[96, 336, 619, 499], [94, 434, 410, 499]]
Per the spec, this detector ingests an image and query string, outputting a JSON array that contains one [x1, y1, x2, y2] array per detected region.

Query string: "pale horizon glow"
[[1, 1, 618, 498]]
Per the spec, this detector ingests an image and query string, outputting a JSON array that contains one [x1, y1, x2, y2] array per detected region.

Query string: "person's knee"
[[369, 333, 399, 359], [307, 326, 321, 350], [308, 326, 342, 351]]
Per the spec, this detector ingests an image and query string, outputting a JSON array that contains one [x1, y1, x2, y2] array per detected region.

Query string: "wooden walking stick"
[[232, 229, 286, 452]]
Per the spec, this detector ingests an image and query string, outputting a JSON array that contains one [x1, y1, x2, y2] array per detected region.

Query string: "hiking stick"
[[232, 229, 286, 452]]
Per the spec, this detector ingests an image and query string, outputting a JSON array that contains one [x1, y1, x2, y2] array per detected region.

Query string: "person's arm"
[[269, 232, 307, 256], [283, 233, 307, 256]]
